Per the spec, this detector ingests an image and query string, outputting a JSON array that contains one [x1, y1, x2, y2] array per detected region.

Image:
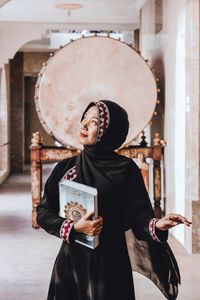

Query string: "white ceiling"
[[0, 0, 146, 25]]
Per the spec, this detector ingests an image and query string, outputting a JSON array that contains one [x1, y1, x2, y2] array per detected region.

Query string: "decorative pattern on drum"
[[35, 36, 158, 148], [64, 201, 87, 222]]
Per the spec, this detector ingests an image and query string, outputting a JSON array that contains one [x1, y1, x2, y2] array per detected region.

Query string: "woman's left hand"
[[155, 213, 192, 231]]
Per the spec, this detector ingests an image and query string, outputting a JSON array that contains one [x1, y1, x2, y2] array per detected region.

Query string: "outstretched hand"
[[155, 213, 192, 231]]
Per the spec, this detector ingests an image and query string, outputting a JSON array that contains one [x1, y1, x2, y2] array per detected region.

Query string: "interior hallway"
[[0, 168, 199, 300]]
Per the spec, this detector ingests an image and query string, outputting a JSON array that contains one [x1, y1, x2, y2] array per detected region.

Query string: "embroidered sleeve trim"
[[149, 218, 162, 243], [60, 220, 75, 243], [60, 165, 77, 243]]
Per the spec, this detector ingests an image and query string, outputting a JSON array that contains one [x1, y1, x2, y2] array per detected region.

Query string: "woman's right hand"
[[73, 211, 103, 236]]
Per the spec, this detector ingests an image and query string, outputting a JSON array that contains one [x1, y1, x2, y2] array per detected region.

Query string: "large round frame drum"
[[35, 36, 158, 149]]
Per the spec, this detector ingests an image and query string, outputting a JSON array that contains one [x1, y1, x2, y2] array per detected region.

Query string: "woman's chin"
[[79, 139, 94, 146], [79, 137, 87, 145], [79, 135, 96, 146]]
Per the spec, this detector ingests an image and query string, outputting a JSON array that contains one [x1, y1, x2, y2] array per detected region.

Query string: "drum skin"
[[35, 36, 157, 148]]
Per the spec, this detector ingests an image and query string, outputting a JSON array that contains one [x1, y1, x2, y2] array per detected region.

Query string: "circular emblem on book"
[[64, 201, 87, 222]]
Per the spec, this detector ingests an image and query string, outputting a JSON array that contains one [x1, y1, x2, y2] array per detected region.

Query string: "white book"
[[59, 179, 99, 249]]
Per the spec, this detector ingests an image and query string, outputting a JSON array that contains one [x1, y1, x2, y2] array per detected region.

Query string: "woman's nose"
[[81, 118, 89, 129]]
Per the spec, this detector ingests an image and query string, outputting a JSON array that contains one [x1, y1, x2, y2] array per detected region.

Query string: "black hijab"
[[76, 100, 130, 190]]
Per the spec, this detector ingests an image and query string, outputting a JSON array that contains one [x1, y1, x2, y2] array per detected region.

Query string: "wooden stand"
[[30, 132, 164, 228]]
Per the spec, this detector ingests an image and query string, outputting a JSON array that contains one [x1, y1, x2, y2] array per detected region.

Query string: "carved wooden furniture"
[[30, 132, 164, 228]]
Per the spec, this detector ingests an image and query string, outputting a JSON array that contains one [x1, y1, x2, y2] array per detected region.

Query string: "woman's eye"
[[91, 120, 98, 125]]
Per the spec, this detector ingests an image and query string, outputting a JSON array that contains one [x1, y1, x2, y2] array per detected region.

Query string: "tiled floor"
[[0, 169, 199, 300]]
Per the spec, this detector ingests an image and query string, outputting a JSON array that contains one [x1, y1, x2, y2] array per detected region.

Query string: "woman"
[[37, 100, 191, 300]]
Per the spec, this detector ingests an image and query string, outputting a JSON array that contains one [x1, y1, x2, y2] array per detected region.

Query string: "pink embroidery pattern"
[[96, 101, 110, 142], [61, 165, 77, 181], [149, 218, 161, 242], [60, 220, 74, 243], [60, 165, 77, 243]]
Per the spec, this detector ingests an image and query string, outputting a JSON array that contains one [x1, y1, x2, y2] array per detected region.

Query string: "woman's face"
[[79, 106, 98, 145]]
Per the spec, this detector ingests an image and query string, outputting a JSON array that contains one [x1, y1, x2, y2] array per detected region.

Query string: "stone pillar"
[[0, 64, 10, 185], [10, 52, 24, 173], [139, 0, 200, 252], [184, 0, 200, 253]]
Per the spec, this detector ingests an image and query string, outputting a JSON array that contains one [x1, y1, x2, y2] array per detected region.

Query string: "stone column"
[[139, 0, 200, 252], [10, 52, 24, 173], [184, 0, 200, 253], [0, 64, 10, 185]]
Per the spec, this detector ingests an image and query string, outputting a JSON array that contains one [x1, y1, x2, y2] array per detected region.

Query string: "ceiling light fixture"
[[55, 3, 83, 17]]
